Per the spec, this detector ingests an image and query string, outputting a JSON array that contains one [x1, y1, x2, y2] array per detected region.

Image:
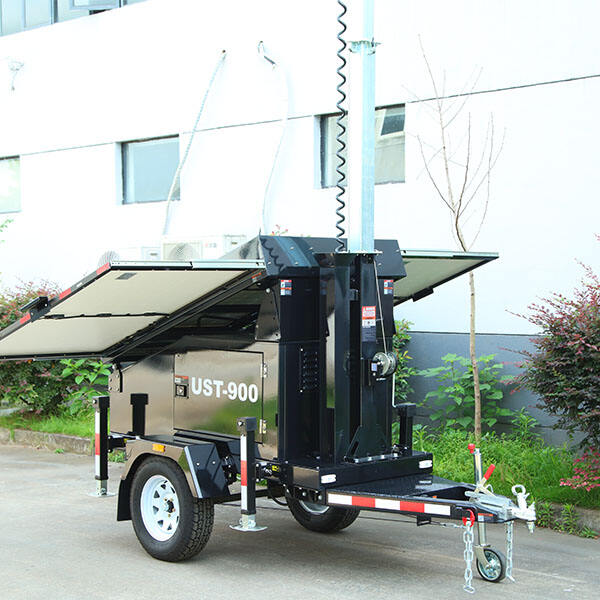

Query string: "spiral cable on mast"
[[334, 0, 348, 253]]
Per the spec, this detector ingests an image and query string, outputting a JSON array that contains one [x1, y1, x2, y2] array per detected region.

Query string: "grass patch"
[[417, 428, 600, 510], [0, 411, 94, 439]]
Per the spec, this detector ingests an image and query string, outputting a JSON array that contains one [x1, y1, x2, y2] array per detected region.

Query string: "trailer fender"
[[116, 440, 230, 521]]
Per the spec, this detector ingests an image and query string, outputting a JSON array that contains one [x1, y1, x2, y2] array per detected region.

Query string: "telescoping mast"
[[0, 0, 535, 593]]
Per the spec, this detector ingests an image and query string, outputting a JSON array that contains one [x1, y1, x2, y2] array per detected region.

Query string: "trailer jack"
[[455, 444, 536, 591], [88, 396, 115, 498], [436, 495, 525, 592], [230, 417, 267, 533]]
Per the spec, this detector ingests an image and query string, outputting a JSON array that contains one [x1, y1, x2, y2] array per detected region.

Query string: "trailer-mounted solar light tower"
[[0, 0, 535, 592]]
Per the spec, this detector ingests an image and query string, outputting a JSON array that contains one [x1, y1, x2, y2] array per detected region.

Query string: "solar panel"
[[0, 260, 264, 360], [394, 250, 497, 304]]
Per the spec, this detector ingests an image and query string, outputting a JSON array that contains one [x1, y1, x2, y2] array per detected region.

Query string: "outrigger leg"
[[89, 396, 115, 498], [230, 417, 267, 532]]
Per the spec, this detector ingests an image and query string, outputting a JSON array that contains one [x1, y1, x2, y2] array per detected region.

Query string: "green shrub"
[[535, 500, 554, 528], [392, 319, 417, 403], [417, 353, 514, 430], [0, 282, 108, 416], [0, 280, 59, 329], [516, 252, 600, 449], [0, 281, 73, 415], [60, 359, 111, 415], [0, 358, 72, 416], [557, 503, 580, 534]]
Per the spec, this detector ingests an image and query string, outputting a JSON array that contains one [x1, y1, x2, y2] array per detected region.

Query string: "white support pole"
[[346, 0, 376, 254]]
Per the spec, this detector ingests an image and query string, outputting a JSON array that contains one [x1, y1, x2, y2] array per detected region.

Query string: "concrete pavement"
[[1, 444, 598, 600]]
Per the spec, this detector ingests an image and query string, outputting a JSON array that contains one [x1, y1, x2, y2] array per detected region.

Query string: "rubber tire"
[[287, 497, 360, 533], [130, 456, 214, 562], [476, 547, 507, 583]]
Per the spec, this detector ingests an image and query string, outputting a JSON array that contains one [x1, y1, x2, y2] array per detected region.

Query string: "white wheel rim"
[[299, 500, 329, 515], [140, 475, 180, 541], [480, 550, 502, 580]]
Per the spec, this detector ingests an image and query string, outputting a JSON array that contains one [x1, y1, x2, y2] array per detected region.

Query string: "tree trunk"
[[469, 271, 482, 441]]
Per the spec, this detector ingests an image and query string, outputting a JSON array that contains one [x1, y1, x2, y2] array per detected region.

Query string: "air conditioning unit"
[[97, 246, 161, 267], [161, 235, 247, 261]]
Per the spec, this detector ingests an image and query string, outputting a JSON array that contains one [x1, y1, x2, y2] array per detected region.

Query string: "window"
[[0, 1, 24, 35], [69, 0, 145, 9], [0, 1, 147, 36], [122, 137, 180, 204], [69, 1, 118, 9], [0, 157, 21, 213], [25, 0, 52, 28], [321, 105, 405, 187], [58, 0, 89, 21]]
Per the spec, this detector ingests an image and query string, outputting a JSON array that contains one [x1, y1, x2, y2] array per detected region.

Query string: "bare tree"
[[415, 40, 504, 441]]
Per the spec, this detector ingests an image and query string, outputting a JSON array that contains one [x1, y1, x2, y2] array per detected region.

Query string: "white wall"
[[0, 0, 598, 334]]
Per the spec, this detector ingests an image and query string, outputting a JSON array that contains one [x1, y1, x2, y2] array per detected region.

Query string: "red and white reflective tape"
[[58, 287, 72, 301], [94, 410, 101, 477], [96, 263, 110, 276], [327, 493, 451, 516], [240, 434, 247, 511]]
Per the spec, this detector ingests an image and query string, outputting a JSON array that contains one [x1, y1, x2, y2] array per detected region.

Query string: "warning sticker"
[[362, 306, 376, 327], [362, 306, 376, 341], [280, 279, 292, 296], [384, 279, 394, 295]]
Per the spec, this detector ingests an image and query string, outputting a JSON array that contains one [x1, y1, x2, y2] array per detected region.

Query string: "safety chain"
[[462, 523, 475, 594], [506, 520, 515, 582]]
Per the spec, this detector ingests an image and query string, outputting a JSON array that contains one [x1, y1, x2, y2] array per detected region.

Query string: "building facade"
[[0, 0, 598, 343]]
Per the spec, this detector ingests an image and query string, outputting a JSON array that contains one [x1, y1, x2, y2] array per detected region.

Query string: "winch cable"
[[334, 0, 348, 252], [162, 49, 227, 237], [258, 41, 290, 235], [373, 260, 388, 355]]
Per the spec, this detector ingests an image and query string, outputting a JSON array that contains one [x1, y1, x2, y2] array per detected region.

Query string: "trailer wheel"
[[130, 456, 214, 562], [287, 497, 360, 533], [476, 547, 507, 583]]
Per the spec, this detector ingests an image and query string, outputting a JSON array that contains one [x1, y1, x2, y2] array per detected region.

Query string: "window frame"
[[68, 0, 119, 10], [24, 0, 54, 30], [121, 135, 181, 206], [319, 103, 406, 188], [0, 1, 145, 36], [0, 156, 22, 214]]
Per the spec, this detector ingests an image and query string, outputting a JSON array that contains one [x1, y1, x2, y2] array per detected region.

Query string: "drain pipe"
[[162, 50, 227, 237]]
